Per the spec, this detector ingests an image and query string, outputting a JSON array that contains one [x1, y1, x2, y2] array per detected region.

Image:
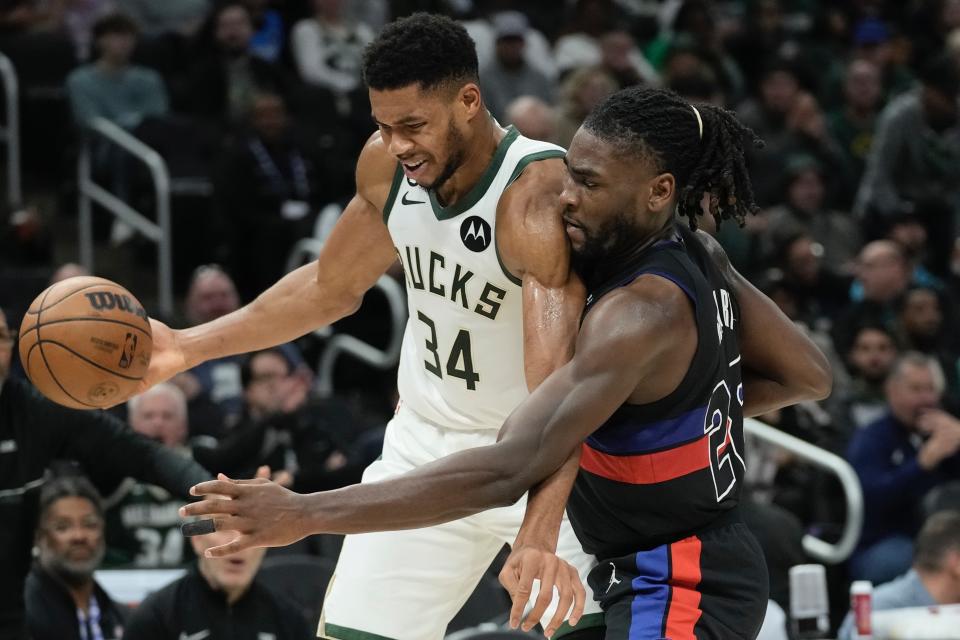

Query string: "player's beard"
[[571, 212, 647, 287], [423, 122, 466, 195]]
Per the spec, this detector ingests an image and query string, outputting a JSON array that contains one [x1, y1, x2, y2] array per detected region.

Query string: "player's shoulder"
[[496, 156, 569, 283], [585, 275, 692, 340], [356, 131, 399, 208], [691, 228, 731, 268]]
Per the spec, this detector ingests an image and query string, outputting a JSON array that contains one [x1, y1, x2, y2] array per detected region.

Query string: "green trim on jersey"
[[552, 612, 606, 638], [382, 164, 405, 224], [321, 624, 396, 640], [495, 238, 523, 287], [506, 149, 565, 187], [428, 126, 520, 221], [494, 147, 566, 287]]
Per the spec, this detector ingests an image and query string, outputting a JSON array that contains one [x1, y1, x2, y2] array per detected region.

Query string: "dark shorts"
[[566, 523, 769, 640]]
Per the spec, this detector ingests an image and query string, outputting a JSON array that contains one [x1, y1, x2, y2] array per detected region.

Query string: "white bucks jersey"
[[386, 127, 564, 430]]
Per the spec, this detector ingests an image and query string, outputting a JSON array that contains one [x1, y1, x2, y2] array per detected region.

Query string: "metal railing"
[[78, 117, 173, 317], [286, 235, 406, 396], [745, 417, 863, 564], [0, 52, 21, 208]]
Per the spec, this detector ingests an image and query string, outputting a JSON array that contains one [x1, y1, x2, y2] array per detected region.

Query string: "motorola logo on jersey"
[[460, 216, 492, 252]]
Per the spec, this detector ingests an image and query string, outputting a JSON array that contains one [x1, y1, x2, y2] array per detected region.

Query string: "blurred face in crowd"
[[886, 361, 942, 428], [192, 526, 266, 603], [507, 97, 556, 143], [787, 168, 825, 214], [495, 36, 526, 69], [97, 28, 136, 65], [844, 59, 882, 113], [251, 94, 288, 143], [574, 73, 618, 117], [36, 497, 105, 587], [785, 236, 822, 285], [849, 328, 897, 384], [245, 351, 292, 416], [600, 31, 634, 71], [0, 309, 11, 382], [889, 219, 927, 255], [370, 81, 480, 193], [900, 288, 943, 344], [312, 0, 342, 20], [216, 5, 254, 56], [187, 269, 241, 325], [130, 387, 188, 448], [858, 241, 910, 303], [50, 263, 90, 285], [921, 85, 959, 132], [761, 70, 800, 116]]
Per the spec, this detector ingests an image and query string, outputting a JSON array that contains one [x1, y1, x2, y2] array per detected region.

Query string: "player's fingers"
[[569, 564, 586, 626], [189, 479, 240, 498], [509, 556, 539, 629], [230, 477, 272, 486], [523, 560, 557, 632], [178, 497, 239, 518], [544, 574, 572, 638], [499, 559, 519, 594], [205, 534, 253, 558]]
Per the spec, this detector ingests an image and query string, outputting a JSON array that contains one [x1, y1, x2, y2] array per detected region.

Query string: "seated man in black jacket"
[[123, 521, 311, 639], [25, 475, 127, 640], [0, 307, 211, 640]]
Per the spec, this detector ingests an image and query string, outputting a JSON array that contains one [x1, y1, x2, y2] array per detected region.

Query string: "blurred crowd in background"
[[5, 0, 960, 638]]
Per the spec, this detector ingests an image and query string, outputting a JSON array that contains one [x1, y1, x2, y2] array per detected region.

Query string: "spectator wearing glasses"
[[24, 475, 127, 640]]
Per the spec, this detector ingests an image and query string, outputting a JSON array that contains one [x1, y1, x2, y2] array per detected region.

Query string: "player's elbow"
[[795, 352, 833, 402]]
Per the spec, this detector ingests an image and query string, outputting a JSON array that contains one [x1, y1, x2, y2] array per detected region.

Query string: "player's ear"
[[647, 173, 675, 214], [458, 82, 483, 120]]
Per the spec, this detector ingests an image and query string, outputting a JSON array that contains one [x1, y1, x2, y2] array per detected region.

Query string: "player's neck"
[[433, 116, 504, 208]]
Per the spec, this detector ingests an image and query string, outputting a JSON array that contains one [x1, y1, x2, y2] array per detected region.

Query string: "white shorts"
[[319, 404, 603, 640]]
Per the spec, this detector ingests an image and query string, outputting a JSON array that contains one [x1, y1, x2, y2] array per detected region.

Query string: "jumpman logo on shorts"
[[606, 562, 622, 593]]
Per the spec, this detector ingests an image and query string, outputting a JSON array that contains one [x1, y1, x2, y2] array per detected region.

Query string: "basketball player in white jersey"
[[142, 12, 598, 640]]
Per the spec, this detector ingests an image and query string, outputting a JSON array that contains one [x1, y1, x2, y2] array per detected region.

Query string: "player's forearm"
[[741, 371, 815, 418], [512, 449, 580, 552], [302, 442, 537, 534], [177, 264, 359, 368]]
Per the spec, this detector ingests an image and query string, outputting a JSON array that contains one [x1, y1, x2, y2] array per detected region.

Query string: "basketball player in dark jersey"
[[182, 86, 832, 639]]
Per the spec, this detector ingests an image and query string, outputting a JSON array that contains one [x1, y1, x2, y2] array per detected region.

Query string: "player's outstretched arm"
[[696, 230, 832, 415], [138, 138, 399, 392], [179, 278, 685, 531]]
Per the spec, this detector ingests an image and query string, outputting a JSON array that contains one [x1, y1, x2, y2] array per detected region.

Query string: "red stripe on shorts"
[[579, 437, 709, 484], [665, 536, 703, 640]]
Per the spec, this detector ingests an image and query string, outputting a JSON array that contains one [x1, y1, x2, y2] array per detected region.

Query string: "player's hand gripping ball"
[[18, 276, 153, 409]]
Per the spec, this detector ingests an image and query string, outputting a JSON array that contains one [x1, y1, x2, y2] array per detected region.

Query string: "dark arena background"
[[3, 1, 960, 639]]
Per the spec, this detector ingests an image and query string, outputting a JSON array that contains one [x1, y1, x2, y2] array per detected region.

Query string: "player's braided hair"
[[362, 12, 479, 93], [582, 86, 763, 229]]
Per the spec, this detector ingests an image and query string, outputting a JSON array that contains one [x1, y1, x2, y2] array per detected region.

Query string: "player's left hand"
[[499, 545, 585, 638], [178, 473, 309, 556]]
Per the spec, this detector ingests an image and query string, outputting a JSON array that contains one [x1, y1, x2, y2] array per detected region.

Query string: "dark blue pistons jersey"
[[567, 224, 745, 558]]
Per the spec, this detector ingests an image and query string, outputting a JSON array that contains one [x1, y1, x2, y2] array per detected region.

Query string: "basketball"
[[17, 276, 153, 410]]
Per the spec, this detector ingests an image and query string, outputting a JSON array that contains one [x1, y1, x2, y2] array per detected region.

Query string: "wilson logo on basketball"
[[84, 292, 148, 320], [118, 333, 138, 369]]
